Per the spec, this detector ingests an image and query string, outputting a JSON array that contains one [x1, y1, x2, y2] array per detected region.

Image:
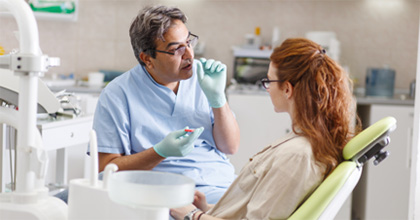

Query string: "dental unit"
[[0, 0, 195, 219]]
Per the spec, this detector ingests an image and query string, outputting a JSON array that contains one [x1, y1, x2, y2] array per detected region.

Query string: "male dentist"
[[93, 5, 240, 204]]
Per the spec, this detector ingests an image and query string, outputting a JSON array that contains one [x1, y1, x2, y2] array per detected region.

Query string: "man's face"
[[146, 19, 195, 87]]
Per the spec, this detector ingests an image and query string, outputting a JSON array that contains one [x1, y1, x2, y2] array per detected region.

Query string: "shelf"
[[232, 47, 272, 59]]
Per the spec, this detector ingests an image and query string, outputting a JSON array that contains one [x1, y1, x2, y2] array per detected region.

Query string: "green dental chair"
[[288, 116, 397, 220]]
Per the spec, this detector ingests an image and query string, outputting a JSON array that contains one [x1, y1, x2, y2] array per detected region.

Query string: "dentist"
[[92, 5, 240, 204]]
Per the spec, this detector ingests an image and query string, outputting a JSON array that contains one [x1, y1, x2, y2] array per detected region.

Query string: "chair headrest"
[[342, 116, 397, 163]]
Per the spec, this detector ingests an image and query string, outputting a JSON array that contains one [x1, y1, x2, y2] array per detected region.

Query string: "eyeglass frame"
[[147, 32, 199, 56], [260, 78, 283, 89]]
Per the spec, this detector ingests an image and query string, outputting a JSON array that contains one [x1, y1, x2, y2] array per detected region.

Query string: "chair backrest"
[[288, 116, 397, 220]]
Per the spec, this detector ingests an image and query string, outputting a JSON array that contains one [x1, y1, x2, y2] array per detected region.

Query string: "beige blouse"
[[207, 132, 325, 220]]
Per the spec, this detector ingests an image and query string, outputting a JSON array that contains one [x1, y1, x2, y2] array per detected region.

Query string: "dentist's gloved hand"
[[153, 127, 204, 158], [196, 58, 227, 108]]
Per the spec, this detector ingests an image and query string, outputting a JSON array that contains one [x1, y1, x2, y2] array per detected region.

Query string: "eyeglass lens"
[[174, 35, 198, 56], [261, 79, 269, 89], [263, 82, 268, 89]]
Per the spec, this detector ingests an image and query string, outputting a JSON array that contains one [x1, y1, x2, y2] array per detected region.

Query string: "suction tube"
[[89, 130, 99, 187]]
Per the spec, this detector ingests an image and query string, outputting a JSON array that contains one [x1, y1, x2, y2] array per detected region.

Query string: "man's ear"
[[284, 81, 294, 99], [140, 52, 153, 69]]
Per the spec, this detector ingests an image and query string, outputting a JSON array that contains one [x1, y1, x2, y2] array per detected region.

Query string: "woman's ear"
[[140, 52, 153, 69], [284, 81, 294, 99]]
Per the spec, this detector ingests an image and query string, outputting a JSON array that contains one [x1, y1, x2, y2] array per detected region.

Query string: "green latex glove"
[[196, 58, 227, 108], [153, 127, 204, 158]]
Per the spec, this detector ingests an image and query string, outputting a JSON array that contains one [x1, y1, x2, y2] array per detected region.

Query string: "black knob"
[[373, 150, 389, 166]]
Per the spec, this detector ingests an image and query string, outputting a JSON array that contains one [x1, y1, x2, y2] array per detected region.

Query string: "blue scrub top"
[[92, 61, 235, 188]]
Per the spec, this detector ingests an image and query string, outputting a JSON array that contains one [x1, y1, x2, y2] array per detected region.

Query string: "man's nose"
[[182, 46, 194, 59]]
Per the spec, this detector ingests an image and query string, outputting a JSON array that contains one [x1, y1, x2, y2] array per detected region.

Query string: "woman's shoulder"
[[266, 133, 315, 165], [272, 132, 312, 152], [269, 133, 321, 173]]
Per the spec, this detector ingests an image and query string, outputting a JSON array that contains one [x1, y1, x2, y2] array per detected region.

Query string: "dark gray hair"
[[129, 5, 187, 65]]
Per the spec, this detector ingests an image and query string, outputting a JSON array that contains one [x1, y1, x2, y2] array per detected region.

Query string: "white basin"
[[108, 171, 195, 209]]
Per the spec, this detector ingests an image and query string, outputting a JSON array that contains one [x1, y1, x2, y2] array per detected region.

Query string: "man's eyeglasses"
[[260, 78, 282, 89], [151, 33, 199, 56]]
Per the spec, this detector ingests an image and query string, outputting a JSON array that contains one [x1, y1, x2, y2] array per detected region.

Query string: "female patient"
[[171, 38, 359, 220]]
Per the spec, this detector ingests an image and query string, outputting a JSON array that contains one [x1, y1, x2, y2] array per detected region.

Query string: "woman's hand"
[[193, 191, 210, 212], [170, 204, 197, 220], [171, 191, 214, 219]]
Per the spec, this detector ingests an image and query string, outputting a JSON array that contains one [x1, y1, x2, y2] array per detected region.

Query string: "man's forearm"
[[98, 147, 165, 172], [212, 103, 240, 155]]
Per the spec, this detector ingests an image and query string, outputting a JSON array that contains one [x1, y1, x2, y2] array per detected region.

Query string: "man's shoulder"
[[104, 65, 144, 92]]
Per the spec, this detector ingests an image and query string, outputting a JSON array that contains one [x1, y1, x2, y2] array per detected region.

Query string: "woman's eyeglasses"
[[260, 78, 282, 89]]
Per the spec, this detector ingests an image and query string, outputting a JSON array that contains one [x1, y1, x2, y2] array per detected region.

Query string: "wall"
[[410, 6, 420, 219], [0, 0, 419, 90]]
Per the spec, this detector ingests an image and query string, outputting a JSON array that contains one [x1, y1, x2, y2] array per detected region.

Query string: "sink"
[[108, 171, 195, 209]]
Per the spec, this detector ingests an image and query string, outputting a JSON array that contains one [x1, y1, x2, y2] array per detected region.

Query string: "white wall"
[[0, 0, 418, 90], [409, 5, 420, 220]]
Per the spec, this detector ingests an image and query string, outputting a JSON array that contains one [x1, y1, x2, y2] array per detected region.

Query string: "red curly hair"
[[270, 38, 360, 178]]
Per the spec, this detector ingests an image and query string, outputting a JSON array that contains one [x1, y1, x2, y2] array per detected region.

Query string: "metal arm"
[[0, 0, 59, 198]]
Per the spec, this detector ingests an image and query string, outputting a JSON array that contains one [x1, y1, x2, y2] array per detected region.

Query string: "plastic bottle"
[[0, 45, 5, 55], [271, 26, 280, 48], [254, 27, 261, 49]]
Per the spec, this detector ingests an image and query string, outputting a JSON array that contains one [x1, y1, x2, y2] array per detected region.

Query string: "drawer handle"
[[70, 132, 74, 138]]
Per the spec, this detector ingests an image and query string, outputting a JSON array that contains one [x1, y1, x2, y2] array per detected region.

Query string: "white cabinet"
[[353, 104, 414, 219], [38, 115, 93, 151], [0, 115, 93, 193], [38, 115, 93, 188], [227, 92, 292, 174]]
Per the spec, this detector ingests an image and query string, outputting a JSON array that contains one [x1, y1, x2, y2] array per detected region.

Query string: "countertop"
[[227, 84, 415, 106], [42, 79, 104, 94], [48, 85, 103, 94], [356, 95, 414, 106]]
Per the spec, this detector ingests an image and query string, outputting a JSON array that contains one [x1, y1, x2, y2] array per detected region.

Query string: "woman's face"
[[267, 62, 290, 113]]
